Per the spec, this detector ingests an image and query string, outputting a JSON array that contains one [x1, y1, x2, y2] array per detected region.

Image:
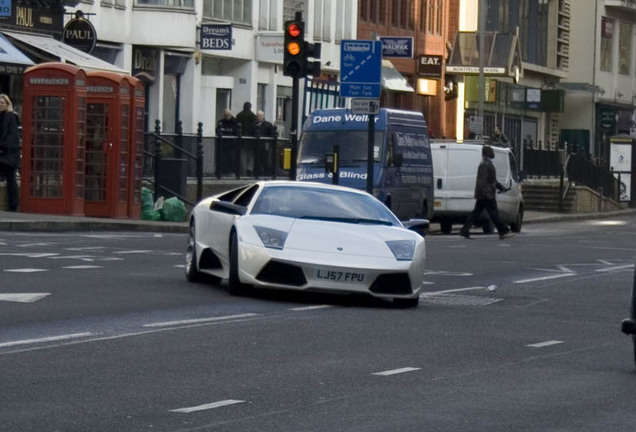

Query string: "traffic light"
[[284, 18, 305, 78], [304, 41, 322, 77]]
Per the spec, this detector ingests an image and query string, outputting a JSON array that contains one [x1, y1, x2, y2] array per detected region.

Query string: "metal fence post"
[[196, 122, 203, 202], [215, 134, 222, 180], [154, 119, 162, 200], [175, 120, 183, 159]]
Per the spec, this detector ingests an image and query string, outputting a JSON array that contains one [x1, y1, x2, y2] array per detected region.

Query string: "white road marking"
[[62, 265, 104, 269], [48, 255, 95, 262], [0, 293, 50, 303], [4, 268, 49, 273], [421, 286, 484, 296], [596, 264, 634, 273], [174, 264, 185, 268], [0, 252, 59, 258], [16, 242, 58, 247], [526, 340, 564, 348], [514, 273, 575, 284], [423, 270, 474, 277], [143, 313, 259, 328], [0, 332, 93, 348], [114, 250, 154, 254], [372, 367, 421, 376], [65, 247, 106, 251], [289, 305, 332, 311], [170, 400, 245, 413]]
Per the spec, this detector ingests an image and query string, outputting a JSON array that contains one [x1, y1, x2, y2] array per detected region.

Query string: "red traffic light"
[[287, 23, 302, 38]]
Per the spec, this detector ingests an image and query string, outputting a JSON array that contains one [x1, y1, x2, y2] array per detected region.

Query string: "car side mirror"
[[403, 218, 429, 236]]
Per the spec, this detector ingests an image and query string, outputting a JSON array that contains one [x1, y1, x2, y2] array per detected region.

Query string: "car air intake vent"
[[257, 261, 307, 286], [199, 249, 222, 270], [369, 273, 412, 295]]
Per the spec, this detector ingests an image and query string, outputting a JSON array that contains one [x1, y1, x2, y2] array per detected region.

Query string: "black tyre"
[[633, 335, 636, 367], [510, 206, 524, 233], [228, 231, 250, 296], [440, 219, 453, 234], [185, 222, 202, 282], [394, 296, 419, 308]]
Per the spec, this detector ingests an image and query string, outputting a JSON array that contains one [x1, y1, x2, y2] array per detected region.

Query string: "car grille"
[[256, 261, 307, 286], [369, 273, 412, 295]]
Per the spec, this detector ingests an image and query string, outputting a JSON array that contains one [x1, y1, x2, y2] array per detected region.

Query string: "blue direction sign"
[[340, 40, 382, 98]]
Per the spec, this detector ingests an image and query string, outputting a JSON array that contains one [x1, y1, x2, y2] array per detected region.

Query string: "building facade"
[[357, 0, 453, 138], [561, 0, 636, 163], [446, 0, 570, 163]]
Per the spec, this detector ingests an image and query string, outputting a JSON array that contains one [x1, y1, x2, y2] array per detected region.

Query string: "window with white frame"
[[600, 17, 614, 73], [259, 0, 276, 30], [618, 21, 631, 75], [202, 0, 252, 24], [314, 0, 323, 40]]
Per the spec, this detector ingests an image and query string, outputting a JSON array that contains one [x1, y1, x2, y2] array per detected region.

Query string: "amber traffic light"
[[284, 19, 305, 78]]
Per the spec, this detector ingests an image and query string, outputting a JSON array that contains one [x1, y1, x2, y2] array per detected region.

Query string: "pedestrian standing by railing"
[[252, 111, 278, 176], [216, 109, 241, 177]]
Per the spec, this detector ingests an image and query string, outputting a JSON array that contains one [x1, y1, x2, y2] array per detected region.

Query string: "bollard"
[[154, 119, 162, 200], [196, 122, 203, 202]]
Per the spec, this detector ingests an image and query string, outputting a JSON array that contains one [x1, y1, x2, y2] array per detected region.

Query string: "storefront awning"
[[382, 59, 414, 92], [0, 33, 35, 73], [446, 31, 522, 79], [2, 31, 127, 74]]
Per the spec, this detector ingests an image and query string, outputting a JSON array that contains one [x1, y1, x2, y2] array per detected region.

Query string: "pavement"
[[1, 208, 635, 233]]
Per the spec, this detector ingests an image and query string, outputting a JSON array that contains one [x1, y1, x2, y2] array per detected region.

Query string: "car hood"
[[241, 215, 418, 257]]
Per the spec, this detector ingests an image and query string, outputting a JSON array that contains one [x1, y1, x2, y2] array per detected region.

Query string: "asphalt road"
[[1, 215, 635, 432]]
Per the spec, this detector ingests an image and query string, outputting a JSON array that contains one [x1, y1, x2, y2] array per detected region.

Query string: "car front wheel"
[[228, 231, 251, 296]]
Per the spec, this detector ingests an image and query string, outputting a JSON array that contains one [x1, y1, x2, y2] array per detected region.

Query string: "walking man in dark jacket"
[[459, 145, 513, 240]]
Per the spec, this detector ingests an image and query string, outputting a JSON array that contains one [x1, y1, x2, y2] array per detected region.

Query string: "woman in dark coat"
[[0, 94, 20, 212]]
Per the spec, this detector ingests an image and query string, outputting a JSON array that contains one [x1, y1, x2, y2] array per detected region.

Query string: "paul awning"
[[0, 33, 35, 73], [3, 31, 127, 74], [382, 59, 414, 92], [446, 31, 522, 79]]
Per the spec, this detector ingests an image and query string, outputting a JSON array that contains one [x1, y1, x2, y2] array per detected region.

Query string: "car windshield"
[[251, 185, 400, 226], [298, 130, 384, 164]]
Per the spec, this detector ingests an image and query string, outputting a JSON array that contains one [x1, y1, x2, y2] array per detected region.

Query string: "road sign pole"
[[367, 114, 375, 194], [289, 75, 299, 180]]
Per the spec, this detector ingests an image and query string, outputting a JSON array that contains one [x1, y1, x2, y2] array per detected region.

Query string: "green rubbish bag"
[[141, 187, 162, 221], [160, 197, 187, 222]]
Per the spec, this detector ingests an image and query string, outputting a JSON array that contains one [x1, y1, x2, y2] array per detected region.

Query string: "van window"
[[299, 130, 384, 163]]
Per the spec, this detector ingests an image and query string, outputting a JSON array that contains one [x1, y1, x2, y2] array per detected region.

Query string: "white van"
[[431, 141, 524, 234]]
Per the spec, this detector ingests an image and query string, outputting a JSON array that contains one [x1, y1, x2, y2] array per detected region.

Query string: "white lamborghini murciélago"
[[185, 181, 428, 307]]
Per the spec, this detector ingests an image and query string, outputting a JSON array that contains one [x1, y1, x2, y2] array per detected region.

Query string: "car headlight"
[[386, 240, 415, 261], [254, 226, 288, 250]]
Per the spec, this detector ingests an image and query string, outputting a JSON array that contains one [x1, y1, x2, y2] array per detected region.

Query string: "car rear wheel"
[[632, 335, 636, 367], [229, 231, 250, 296], [394, 296, 419, 308], [510, 206, 524, 233], [185, 222, 202, 282]]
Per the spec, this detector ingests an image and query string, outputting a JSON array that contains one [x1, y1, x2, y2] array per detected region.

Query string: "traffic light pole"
[[289, 75, 299, 180]]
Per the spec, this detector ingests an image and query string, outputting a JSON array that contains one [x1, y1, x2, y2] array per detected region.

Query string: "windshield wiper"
[[299, 216, 393, 226]]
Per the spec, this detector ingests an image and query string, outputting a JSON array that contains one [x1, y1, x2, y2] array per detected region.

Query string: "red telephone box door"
[[84, 100, 112, 216], [84, 71, 130, 218]]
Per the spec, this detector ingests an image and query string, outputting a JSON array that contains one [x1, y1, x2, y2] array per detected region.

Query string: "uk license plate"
[[316, 269, 365, 283]]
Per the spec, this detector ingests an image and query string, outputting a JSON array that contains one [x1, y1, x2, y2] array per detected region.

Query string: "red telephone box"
[[123, 76, 146, 218], [84, 71, 132, 218], [21, 63, 87, 216]]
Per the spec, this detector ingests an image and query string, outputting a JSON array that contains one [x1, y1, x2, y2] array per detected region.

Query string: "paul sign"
[[63, 11, 97, 54]]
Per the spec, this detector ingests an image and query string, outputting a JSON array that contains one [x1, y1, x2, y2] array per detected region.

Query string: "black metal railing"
[[522, 148, 563, 177], [566, 153, 620, 202], [143, 121, 293, 205]]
